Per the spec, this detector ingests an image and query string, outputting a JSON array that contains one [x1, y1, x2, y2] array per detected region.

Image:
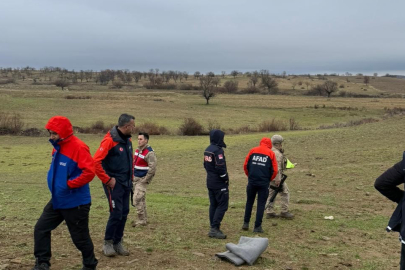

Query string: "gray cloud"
[[1, 0, 404, 74]]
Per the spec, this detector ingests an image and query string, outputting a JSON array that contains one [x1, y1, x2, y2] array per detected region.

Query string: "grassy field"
[[1, 81, 405, 269]]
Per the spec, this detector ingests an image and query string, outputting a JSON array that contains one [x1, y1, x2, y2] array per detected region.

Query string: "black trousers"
[[103, 181, 131, 244], [243, 183, 269, 228], [34, 200, 98, 268], [208, 188, 229, 229]]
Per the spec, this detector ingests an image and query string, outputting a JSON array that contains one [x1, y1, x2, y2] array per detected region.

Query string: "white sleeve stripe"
[[220, 174, 227, 177]]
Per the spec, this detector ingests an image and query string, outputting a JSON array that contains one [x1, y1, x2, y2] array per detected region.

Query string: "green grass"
[[2, 87, 405, 269]]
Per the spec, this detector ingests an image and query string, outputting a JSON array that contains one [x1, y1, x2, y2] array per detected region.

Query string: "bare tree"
[[323, 81, 338, 98], [221, 71, 226, 78], [373, 73, 378, 78], [183, 72, 188, 80], [223, 80, 238, 93], [212, 77, 220, 87], [364, 76, 370, 85], [207, 71, 215, 77], [194, 71, 201, 79], [305, 81, 311, 90], [261, 73, 278, 94], [54, 79, 69, 90], [291, 82, 297, 90], [231, 70, 239, 78], [85, 70, 93, 82], [312, 84, 325, 96], [79, 70, 85, 82], [250, 71, 259, 87], [282, 71, 287, 78], [200, 76, 216, 105]]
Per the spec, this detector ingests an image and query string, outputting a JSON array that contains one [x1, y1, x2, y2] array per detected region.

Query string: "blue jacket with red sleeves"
[[45, 116, 96, 209]]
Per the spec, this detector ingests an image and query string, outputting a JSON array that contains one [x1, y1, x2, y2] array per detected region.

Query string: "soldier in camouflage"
[[266, 135, 294, 219], [132, 132, 157, 227]]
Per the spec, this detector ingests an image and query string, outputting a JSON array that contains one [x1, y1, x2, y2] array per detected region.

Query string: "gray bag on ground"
[[215, 236, 269, 266]]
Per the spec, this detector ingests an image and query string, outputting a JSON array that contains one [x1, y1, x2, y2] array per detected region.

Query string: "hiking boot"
[[208, 228, 227, 239], [103, 239, 117, 257], [242, 222, 249, 231], [253, 226, 264, 233], [132, 220, 147, 227], [280, 212, 294, 219], [32, 263, 50, 270], [113, 241, 130, 256], [266, 212, 278, 219]]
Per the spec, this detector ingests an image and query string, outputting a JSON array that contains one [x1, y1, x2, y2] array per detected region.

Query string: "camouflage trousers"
[[266, 181, 290, 214], [132, 177, 148, 225]]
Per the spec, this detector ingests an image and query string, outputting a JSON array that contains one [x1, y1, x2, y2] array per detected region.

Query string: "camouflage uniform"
[[266, 146, 291, 215], [132, 144, 157, 226]]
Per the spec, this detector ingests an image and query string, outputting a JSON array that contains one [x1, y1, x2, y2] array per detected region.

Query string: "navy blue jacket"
[[375, 152, 405, 244], [94, 126, 133, 187], [204, 130, 229, 190]]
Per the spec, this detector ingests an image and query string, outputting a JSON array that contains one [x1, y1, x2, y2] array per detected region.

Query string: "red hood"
[[45, 116, 73, 139], [259, 137, 272, 149]]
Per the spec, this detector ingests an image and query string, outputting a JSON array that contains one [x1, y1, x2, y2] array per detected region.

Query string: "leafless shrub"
[[240, 86, 261, 94], [222, 80, 238, 93], [54, 79, 69, 90], [257, 119, 288, 132], [179, 118, 204, 136], [178, 83, 194, 90], [289, 118, 301, 130], [0, 78, 16, 85], [138, 122, 170, 135], [65, 95, 91, 99], [78, 121, 114, 134], [112, 81, 124, 89], [0, 113, 24, 135], [21, 128, 45, 137]]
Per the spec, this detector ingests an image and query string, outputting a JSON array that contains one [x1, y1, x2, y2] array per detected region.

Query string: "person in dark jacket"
[[32, 116, 98, 270], [375, 153, 405, 269], [204, 129, 229, 239], [242, 137, 278, 233], [93, 114, 135, 257]]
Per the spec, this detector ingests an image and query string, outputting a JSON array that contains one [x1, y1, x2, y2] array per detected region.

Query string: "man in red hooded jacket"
[[242, 138, 278, 233], [32, 116, 98, 270]]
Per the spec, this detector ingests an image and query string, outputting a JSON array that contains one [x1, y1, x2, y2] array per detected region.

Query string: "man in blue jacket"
[[204, 129, 229, 239], [32, 116, 98, 270]]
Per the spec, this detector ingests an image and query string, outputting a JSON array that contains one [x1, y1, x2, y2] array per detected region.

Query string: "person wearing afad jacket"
[[242, 137, 278, 233], [204, 129, 229, 239], [32, 116, 98, 270], [93, 114, 135, 257]]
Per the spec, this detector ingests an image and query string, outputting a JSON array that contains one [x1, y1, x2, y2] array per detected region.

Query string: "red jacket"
[[243, 138, 278, 186], [45, 116, 95, 209]]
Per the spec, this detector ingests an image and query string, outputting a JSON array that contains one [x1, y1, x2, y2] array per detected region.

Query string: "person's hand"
[[275, 178, 281, 187], [106, 177, 116, 190]]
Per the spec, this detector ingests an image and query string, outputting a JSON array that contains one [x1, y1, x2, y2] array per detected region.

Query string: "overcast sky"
[[1, 0, 404, 75]]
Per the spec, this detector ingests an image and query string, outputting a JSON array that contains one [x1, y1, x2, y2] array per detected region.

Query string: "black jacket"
[[204, 130, 229, 189], [375, 152, 405, 243], [94, 126, 133, 187]]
